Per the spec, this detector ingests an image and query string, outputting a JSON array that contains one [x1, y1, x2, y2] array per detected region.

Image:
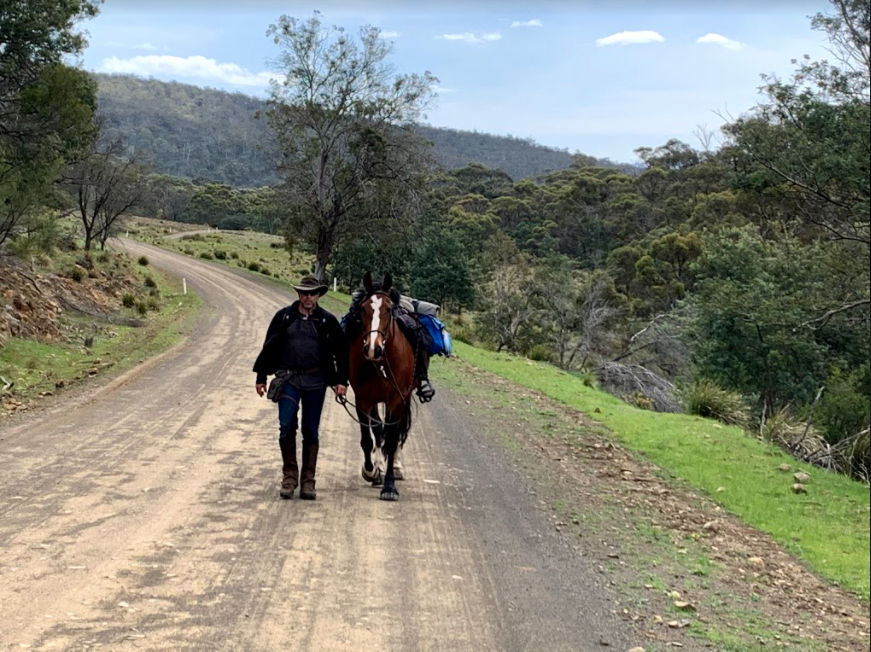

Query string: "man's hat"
[[293, 275, 328, 296]]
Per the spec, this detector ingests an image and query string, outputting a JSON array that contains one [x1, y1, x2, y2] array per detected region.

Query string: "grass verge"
[[1, 263, 201, 408], [432, 343, 871, 602]]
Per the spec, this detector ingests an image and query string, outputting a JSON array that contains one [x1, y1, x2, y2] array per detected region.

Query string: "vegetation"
[[94, 73, 624, 187], [433, 343, 871, 600]]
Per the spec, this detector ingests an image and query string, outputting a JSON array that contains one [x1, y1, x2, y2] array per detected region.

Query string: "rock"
[[702, 520, 719, 532], [715, 486, 726, 493], [628, 648, 646, 652], [673, 601, 695, 610], [778, 464, 792, 472], [748, 557, 764, 567], [793, 472, 811, 483], [792, 483, 808, 494]]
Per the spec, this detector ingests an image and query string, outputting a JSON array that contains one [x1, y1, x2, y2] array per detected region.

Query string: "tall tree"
[[0, 0, 99, 244], [264, 11, 437, 280], [65, 134, 146, 250]]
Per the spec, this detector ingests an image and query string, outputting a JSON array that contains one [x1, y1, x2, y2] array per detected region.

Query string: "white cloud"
[[378, 30, 401, 39], [132, 42, 159, 51], [511, 19, 543, 28], [98, 55, 279, 87], [696, 33, 745, 51], [438, 32, 502, 44], [595, 30, 665, 47], [433, 85, 458, 94]]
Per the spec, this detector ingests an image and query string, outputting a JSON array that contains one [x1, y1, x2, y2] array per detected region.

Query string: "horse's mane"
[[350, 282, 401, 312]]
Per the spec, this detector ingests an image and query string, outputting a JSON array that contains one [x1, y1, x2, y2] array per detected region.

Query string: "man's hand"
[[334, 384, 348, 397], [256, 383, 267, 397]]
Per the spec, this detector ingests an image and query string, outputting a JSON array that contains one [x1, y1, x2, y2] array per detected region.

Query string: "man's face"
[[297, 290, 320, 311]]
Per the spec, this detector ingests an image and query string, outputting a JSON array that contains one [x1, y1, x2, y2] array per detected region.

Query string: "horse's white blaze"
[[368, 295, 382, 359]]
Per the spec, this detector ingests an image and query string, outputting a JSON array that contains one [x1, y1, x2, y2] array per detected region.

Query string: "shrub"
[[147, 298, 160, 312], [183, 247, 195, 255], [122, 293, 135, 308], [230, 251, 239, 259], [144, 276, 157, 288], [260, 267, 271, 275], [247, 261, 261, 272], [213, 249, 227, 260], [136, 300, 148, 315], [199, 251, 213, 260], [70, 268, 84, 282], [137, 255, 149, 266], [527, 344, 554, 363], [270, 242, 284, 249], [683, 379, 750, 427]]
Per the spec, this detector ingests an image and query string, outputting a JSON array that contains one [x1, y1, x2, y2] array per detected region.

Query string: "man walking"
[[254, 276, 348, 500]]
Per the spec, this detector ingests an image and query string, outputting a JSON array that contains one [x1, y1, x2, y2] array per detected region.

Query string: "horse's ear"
[[382, 272, 393, 292], [363, 271, 373, 292]]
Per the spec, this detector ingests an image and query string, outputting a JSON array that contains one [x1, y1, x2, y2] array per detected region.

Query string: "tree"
[[265, 11, 437, 281], [65, 134, 147, 250], [724, 0, 870, 248], [1, 0, 99, 244]]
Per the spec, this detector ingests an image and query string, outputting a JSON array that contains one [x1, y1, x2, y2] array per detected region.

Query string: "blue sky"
[[79, 0, 833, 163]]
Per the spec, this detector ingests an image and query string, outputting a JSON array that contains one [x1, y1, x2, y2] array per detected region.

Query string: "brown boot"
[[279, 436, 298, 499], [299, 442, 319, 500]]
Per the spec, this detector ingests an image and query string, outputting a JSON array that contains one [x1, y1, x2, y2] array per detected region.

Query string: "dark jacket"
[[253, 302, 349, 387]]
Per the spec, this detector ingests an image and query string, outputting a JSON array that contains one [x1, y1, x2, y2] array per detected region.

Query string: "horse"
[[347, 272, 417, 501]]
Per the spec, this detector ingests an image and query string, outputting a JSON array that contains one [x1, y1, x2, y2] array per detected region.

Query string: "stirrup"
[[416, 381, 435, 404]]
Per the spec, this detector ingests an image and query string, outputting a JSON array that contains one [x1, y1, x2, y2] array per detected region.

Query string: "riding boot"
[[279, 435, 298, 499], [415, 346, 435, 403], [300, 442, 319, 500]]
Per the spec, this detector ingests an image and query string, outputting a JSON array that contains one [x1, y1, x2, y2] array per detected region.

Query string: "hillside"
[[95, 74, 626, 186]]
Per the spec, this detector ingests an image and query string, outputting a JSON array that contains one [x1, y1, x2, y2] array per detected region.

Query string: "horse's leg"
[[358, 406, 383, 485], [393, 445, 404, 481], [380, 409, 401, 501]]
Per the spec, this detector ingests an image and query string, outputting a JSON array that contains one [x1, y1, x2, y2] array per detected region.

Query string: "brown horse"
[[347, 272, 416, 501]]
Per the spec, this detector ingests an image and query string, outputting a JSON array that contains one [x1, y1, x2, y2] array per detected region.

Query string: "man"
[[253, 276, 348, 500], [341, 287, 436, 403]]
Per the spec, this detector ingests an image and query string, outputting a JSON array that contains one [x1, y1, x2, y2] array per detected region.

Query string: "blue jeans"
[[278, 383, 327, 445]]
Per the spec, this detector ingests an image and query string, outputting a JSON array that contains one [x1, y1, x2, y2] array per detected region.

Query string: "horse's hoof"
[[380, 488, 400, 501], [362, 464, 383, 485]]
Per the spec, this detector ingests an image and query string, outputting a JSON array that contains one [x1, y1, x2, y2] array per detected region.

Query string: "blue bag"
[[417, 314, 452, 357]]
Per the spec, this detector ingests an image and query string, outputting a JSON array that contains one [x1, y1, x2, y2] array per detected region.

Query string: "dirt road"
[[0, 241, 635, 651]]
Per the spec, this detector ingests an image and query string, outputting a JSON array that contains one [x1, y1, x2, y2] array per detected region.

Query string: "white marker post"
[[333, 278, 337, 292], [182, 278, 187, 295]]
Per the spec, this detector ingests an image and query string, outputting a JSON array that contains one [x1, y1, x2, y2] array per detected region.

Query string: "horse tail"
[[399, 404, 412, 447]]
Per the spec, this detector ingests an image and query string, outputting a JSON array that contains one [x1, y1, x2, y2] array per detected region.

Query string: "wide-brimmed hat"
[[293, 275, 328, 296]]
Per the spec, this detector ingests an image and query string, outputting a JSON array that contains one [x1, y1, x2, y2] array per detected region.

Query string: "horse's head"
[[360, 272, 398, 361]]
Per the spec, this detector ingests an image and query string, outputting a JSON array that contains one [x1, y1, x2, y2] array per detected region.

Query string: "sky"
[[77, 0, 834, 163]]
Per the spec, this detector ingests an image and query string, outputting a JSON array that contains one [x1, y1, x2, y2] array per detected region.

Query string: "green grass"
[[431, 342, 871, 601], [1, 263, 201, 404]]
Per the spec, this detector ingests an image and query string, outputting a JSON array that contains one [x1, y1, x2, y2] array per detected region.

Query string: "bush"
[[98, 252, 111, 265], [136, 300, 148, 315], [259, 267, 271, 275], [147, 298, 160, 312], [527, 344, 555, 363], [144, 276, 157, 288], [137, 255, 149, 266], [213, 249, 227, 260], [199, 251, 213, 260], [70, 268, 84, 282], [270, 242, 284, 249], [247, 261, 261, 272], [683, 379, 750, 427], [183, 247, 195, 255], [230, 251, 239, 259], [122, 293, 135, 308]]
